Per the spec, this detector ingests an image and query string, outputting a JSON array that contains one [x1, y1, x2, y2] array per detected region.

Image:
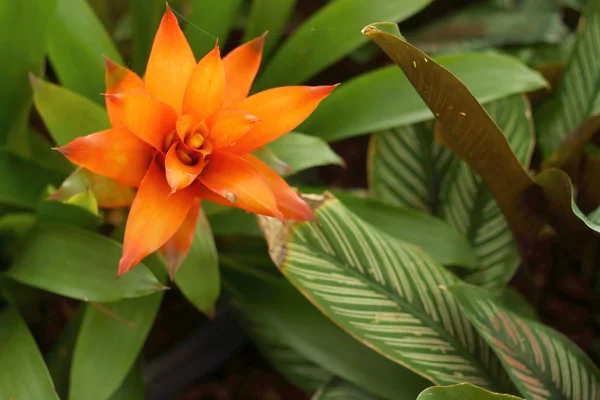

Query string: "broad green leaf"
[[29, 129, 73, 174], [108, 358, 145, 400], [174, 209, 220, 316], [186, 0, 242, 58], [368, 120, 453, 214], [334, 192, 477, 268], [0, 305, 59, 399], [259, 193, 512, 391], [408, 0, 567, 55], [37, 201, 101, 231], [495, 288, 539, 322], [535, 0, 600, 157], [0, 151, 65, 209], [31, 77, 110, 145], [71, 293, 162, 400], [6, 224, 166, 302], [417, 383, 523, 400], [313, 378, 379, 400], [0, 0, 57, 145], [264, 132, 344, 174], [47, 0, 122, 102], [208, 208, 262, 237], [224, 264, 430, 399], [130, 0, 162, 74], [243, 0, 297, 59], [301, 53, 547, 142], [255, 0, 431, 90], [448, 284, 600, 400], [439, 95, 534, 289]]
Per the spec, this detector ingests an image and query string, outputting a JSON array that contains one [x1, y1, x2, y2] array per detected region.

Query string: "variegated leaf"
[[417, 383, 523, 399], [448, 284, 600, 400], [535, 0, 600, 157], [439, 95, 534, 289], [312, 378, 379, 400], [259, 193, 514, 392], [369, 120, 453, 214]]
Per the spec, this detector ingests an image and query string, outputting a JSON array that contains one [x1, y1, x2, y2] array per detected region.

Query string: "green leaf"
[[71, 293, 162, 400], [129, 0, 162, 74], [0, 305, 59, 399], [448, 284, 600, 399], [495, 288, 539, 322], [417, 383, 523, 400], [301, 52, 547, 142], [439, 95, 534, 289], [186, 0, 242, 58], [408, 1, 567, 55], [368, 120, 452, 214], [259, 193, 512, 391], [312, 378, 379, 400], [0, 151, 66, 210], [37, 201, 101, 231], [108, 358, 145, 400], [65, 189, 99, 215], [31, 77, 110, 146], [534, 0, 600, 157], [255, 0, 431, 90], [333, 192, 477, 268], [47, 0, 122, 102], [243, 0, 297, 59], [174, 210, 220, 316], [6, 224, 166, 302], [29, 130, 74, 174], [223, 264, 430, 399], [264, 132, 344, 174], [0, 0, 57, 145]]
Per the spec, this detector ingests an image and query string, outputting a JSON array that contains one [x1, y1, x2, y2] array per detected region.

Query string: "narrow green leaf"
[[71, 293, 162, 400], [47, 0, 122, 102], [448, 284, 600, 400], [174, 210, 220, 316], [535, 0, 600, 157], [0, 0, 57, 145], [264, 132, 344, 174], [108, 358, 145, 400], [31, 77, 110, 146], [243, 0, 297, 59], [259, 193, 513, 391], [0, 305, 59, 399], [37, 201, 101, 231], [29, 130, 74, 174], [333, 192, 477, 268], [312, 378, 379, 400], [440, 95, 534, 289], [6, 224, 166, 302], [130, 0, 162, 74], [0, 151, 65, 210], [255, 0, 431, 90], [368, 120, 452, 214], [224, 264, 430, 399], [417, 383, 523, 400], [301, 53, 547, 142], [186, 0, 242, 58]]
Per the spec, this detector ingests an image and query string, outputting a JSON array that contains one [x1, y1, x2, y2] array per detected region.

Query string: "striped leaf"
[[368, 121, 453, 214], [312, 378, 379, 400], [534, 0, 600, 157], [439, 95, 534, 289], [448, 284, 600, 400], [417, 383, 523, 399], [259, 193, 514, 391]]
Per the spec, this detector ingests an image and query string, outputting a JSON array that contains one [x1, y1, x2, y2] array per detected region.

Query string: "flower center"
[[171, 115, 214, 167]]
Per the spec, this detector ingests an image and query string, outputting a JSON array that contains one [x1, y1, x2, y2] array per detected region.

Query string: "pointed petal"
[[105, 91, 178, 152], [119, 159, 197, 275], [165, 142, 206, 193], [104, 57, 145, 127], [226, 85, 337, 155], [222, 33, 266, 108], [205, 110, 260, 149], [160, 197, 202, 279], [197, 151, 282, 220], [183, 44, 226, 121], [55, 127, 152, 188], [145, 5, 196, 113], [244, 154, 315, 221]]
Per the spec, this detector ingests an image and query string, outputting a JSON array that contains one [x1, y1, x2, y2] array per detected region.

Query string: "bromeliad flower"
[[56, 5, 337, 277]]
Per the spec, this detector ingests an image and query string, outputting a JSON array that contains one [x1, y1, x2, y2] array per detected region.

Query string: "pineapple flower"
[[56, 5, 337, 277]]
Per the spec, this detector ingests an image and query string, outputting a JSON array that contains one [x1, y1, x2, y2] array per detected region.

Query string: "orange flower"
[[56, 5, 336, 277]]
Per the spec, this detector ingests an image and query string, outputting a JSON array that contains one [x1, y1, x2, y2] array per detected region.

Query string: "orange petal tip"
[[102, 55, 118, 72], [53, 145, 70, 155]]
